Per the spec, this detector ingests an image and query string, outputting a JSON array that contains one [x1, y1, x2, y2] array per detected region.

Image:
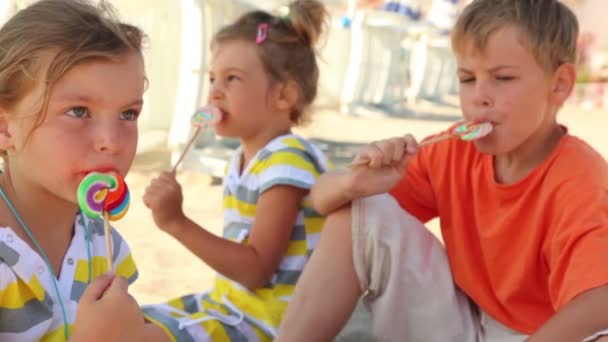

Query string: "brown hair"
[[451, 0, 578, 71], [212, 0, 329, 125], [0, 0, 145, 117]]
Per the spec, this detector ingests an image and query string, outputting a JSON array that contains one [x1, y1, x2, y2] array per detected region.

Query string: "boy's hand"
[[72, 274, 145, 341], [142, 171, 187, 234], [346, 135, 418, 197]]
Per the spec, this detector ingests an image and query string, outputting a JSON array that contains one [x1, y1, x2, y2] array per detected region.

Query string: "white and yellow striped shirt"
[[0, 214, 138, 341], [219, 134, 330, 329], [143, 134, 331, 341]]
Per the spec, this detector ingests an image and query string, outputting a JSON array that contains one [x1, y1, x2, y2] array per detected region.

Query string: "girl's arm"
[[152, 181, 306, 290]]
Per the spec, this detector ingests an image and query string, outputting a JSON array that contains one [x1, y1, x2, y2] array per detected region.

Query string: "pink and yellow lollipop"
[[172, 106, 223, 172], [191, 106, 222, 127]]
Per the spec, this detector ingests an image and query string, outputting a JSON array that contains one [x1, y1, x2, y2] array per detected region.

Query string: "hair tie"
[[256, 23, 269, 44]]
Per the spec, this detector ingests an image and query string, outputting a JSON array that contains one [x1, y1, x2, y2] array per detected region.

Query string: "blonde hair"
[[0, 0, 144, 116], [451, 0, 578, 71], [212, 0, 329, 125]]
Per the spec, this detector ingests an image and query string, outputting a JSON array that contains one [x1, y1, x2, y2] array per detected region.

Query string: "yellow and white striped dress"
[[143, 134, 330, 341], [0, 215, 138, 341]]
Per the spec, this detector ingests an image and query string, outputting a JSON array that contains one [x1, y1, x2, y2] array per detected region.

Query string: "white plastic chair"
[[340, 8, 434, 116]]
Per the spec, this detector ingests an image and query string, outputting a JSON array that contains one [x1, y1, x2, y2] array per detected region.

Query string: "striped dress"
[[143, 133, 331, 341], [0, 215, 138, 341]]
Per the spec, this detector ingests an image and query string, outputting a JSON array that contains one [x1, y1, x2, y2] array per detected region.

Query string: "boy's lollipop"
[[77, 172, 130, 271], [418, 119, 493, 146], [351, 120, 493, 166], [172, 106, 222, 172]]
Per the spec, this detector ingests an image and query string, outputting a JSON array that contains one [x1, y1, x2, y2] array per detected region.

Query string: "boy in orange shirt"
[[277, 0, 608, 341]]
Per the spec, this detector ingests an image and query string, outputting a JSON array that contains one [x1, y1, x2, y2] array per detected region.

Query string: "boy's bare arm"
[[311, 136, 418, 215], [529, 285, 608, 341], [310, 171, 355, 215]]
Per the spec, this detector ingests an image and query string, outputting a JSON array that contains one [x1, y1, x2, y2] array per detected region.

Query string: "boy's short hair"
[[451, 0, 579, 71]]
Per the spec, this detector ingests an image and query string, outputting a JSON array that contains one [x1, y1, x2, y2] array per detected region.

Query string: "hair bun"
[[287, 0, 328, 46]]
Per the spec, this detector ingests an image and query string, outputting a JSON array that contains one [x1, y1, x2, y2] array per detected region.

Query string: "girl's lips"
[[218, 108, 229, 118], [79, 167, 119, 176]]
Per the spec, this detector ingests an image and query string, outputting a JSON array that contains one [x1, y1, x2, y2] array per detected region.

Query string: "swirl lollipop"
[[351, 120, 493, 167], [419, 119, 493, 146], [77, 172, 130, 270], [191, 106, 222, 127], [173, 106, 223, 172]]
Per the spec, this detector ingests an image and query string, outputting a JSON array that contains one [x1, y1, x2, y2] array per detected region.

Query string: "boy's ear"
[[273, 80, 299, 113], [550, 63, 576, 106], [0, 109, 13, 152]]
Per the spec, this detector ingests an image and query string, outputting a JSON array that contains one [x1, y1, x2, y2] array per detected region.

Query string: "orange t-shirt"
[[389, 131, 608, 334]]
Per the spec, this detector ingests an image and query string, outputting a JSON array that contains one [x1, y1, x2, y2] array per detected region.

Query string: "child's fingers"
[[143, 187, 172, 209], [159, 171, 177, 181], [104, 276, 129, 299], [352, 145, 376, 167], [396, 153, 410, 173], [80, 273, 114, 303], [402, 134, 419, 154], [371, 139, 408, 166], [148, 175, 181, 195], [378, 140, 395, 165], [391, 138, 405, 163], [355, 135, 417, 168], [142, 188, 154, 208], [378, 138, 408, 164], [366, 142, 384, 168]]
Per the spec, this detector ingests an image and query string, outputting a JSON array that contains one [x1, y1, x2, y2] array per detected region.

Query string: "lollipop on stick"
[[77, 172, 130, 271], [172, 106, 222, 173], [351, 120, 493, 167], [418, 120, 493, 146]]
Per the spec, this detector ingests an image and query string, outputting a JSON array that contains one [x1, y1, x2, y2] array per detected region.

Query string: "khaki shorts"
[[348, 194, 528, 342]]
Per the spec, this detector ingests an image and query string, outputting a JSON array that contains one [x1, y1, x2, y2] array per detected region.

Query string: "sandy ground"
[[121, 103, 606, 336]]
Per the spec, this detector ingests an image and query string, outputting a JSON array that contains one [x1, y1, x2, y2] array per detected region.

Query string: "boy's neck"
[[493, 122, 565, 185]]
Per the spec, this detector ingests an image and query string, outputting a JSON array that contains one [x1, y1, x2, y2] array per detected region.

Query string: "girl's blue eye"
[[65, 106, 88, 118], [120, 110, 139, 121], [227, 75, 239, 82]]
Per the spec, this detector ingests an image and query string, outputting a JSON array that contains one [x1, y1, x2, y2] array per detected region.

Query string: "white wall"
[[571, 0, 608, 49]]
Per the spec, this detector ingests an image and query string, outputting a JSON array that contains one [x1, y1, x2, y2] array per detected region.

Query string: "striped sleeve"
[[85, 217, 139, 285], [110, 228, 138, 285], [258, 147, 322, 194]]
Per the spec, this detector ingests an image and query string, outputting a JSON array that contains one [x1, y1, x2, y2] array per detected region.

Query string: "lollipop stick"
[[103, 211, 112, 272], [418, 133, 455, 146], [172, 126, 202, 173], [349, 134, 456, 167]]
